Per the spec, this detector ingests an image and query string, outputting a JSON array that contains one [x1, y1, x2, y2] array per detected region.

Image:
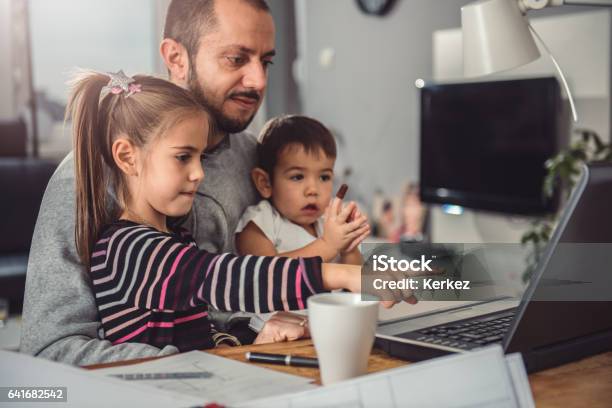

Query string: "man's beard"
[[188, 72, 258, 135]]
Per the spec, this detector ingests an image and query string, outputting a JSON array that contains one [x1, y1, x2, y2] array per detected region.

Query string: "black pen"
[[245, 352, 319, 368]]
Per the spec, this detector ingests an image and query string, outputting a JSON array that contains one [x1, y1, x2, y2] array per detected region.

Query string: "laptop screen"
[[507, 163, 612, 357]]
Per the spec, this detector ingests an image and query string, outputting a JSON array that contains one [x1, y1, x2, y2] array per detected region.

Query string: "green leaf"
[[573, 150, 587, 161]]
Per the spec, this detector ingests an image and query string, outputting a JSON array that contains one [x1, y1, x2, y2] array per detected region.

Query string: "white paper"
[[0, 350, 204, 408], [505, 353, 536, 408], [95, 350, 315, 405], [237, 346, 534, 408]]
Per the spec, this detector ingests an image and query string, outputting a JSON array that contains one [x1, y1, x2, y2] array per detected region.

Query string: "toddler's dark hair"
[[257, 115, 336, 176]]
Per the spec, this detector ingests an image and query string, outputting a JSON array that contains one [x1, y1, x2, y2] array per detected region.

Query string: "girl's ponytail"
[[66, 71, 112, 267]]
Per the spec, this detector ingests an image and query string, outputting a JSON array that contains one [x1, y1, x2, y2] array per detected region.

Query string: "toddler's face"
[[136, 114, 208, 219], [271, 145, 335, 229]]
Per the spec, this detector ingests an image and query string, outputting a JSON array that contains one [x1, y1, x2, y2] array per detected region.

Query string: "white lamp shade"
[[462, 0, 541, 77]]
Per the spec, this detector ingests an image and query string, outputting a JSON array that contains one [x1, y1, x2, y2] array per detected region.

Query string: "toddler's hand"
[[253, 312, 309, 344], [321, 198, 370, 254], [342, 207, 370, 254]]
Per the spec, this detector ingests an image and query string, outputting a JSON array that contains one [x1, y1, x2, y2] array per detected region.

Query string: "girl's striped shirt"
[[90, 220, 324, 351]]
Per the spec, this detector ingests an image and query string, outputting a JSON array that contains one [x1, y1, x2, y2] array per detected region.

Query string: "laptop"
[[375, 163, 612, 372]]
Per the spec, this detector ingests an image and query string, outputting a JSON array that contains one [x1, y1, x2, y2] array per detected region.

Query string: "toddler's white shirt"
[[235, 199, 328, 254]]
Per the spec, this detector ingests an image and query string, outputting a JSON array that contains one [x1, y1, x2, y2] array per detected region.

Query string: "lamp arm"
[[562, 0, 612, 6], [527, 23, 579, 122], [518, 0, 611, 122], [519, 0, 612, 12]]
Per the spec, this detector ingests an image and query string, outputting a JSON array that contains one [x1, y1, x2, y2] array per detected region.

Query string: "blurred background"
[[0, 0, 610, 337], [1, 0, 608, 223]]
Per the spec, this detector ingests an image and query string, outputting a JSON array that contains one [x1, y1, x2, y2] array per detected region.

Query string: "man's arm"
[[20, 153, 178, 365]]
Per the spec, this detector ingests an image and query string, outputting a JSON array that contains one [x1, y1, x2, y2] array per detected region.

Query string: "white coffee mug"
[[307, 293, 379, 385]]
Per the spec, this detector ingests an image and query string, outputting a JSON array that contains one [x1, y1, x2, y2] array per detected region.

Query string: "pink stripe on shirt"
[[159, 246, 190, 309], [135, 237, 170, 307], [147, 243, 180, 309], [105, 311, 151, 336], [112, 324, 148, 344], [174, 311, 208, 324], [147, 321, 174, 328], [295, 265, 304, 309], [299, 258, 316, 295]]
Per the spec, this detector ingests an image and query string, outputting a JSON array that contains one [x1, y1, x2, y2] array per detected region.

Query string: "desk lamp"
[[461, 0, 612, 122]]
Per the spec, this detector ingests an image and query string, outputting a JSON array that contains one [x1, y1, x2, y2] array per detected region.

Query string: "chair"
[[0, 119, 27, 157], [0, 157, 57, 313]]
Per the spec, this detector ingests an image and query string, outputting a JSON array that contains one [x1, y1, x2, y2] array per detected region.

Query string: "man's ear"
[[251, 167, 273, 198], [112, 138, 139, 177], [160, 38, 189, 88]]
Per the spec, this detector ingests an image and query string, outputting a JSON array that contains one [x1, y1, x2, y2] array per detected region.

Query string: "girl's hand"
[[321, 263, 419, 309], [321, 198, 370, 255]]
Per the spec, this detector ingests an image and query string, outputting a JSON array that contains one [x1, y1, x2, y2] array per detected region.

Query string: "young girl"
[[235, 115, 369, 264], [68, 71, 369, 352]]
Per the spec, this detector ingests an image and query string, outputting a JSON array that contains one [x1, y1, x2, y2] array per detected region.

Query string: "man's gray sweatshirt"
[[20, 132, 259, 365]]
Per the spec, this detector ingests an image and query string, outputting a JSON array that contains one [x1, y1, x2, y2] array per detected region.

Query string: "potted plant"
[[521, 128, 612, 282]]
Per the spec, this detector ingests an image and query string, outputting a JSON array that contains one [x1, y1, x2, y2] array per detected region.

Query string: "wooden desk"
[[208, 340, 612, 408], [90, 341, 612, 407]]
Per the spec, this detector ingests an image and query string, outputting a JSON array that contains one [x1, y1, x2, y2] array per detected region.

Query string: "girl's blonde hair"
[[66, 71, 212, 267]]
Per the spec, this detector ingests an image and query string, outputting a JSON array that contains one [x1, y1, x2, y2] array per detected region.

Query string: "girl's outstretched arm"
[[91, 222, 357, 315]]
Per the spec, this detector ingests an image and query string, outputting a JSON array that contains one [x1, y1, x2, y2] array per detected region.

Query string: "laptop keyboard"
[[398, 310, 516, 350]]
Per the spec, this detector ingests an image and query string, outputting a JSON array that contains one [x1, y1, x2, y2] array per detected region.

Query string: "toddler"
[[235, 115, 370, 265]]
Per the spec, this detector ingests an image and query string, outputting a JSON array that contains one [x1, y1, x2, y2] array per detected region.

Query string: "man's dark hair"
[[257, 115, 337, 176], [164, 0, 270, 59]]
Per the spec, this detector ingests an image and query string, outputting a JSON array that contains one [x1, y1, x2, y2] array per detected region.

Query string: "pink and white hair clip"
[[104, 70, 142, 98]]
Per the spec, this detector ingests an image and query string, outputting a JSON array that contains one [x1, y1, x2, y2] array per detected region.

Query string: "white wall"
[[153, 0, 172, 75], [0, 0, 15, 120], [295, 0, 468, 206]]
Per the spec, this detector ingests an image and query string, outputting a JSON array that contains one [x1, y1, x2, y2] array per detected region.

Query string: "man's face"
[[189, 0, 275, 134]]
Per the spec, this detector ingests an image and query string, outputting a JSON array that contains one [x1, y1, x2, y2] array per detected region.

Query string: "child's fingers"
[[346, 224, 370, 240], [325, 198, 336, 220], [324, 202, 331, 219], [356, 210, 369, 224], [341, 221, 368, 241], [346, 229, 370, 252], [345, 214, 369, 231], [347, 206, 358, 223], [337, 201, 356, 223], [330, 197, 342, 219], [390, 269, 415, 302], [380, 300, 398, 309], [406, 295, 419, 305]]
